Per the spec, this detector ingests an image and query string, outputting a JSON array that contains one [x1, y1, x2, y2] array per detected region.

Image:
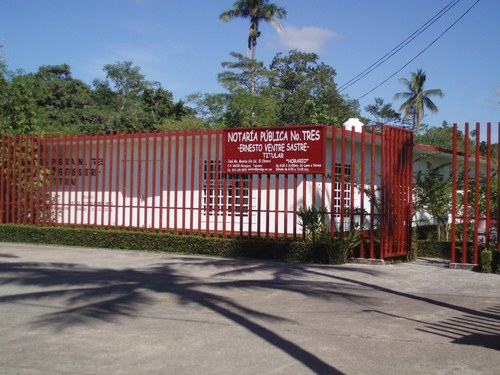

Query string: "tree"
[[220, 0, 287, 61], [414, 121, 466, 152], [364, 97, 402, 127], [393, 69, 443, 132], [218, 52, 276, 95], [268, 50, 359, 126], [223, 89, 279, 127], [0, 78, 37, 134], [413, 161, 452, 240]]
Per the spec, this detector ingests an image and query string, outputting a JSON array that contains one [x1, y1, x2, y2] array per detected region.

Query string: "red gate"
[[450, 122, 499, 266], [380, 126, 413, 258]]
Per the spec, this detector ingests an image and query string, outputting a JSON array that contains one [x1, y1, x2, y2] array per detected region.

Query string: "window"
[[333, 163, 351, 215], [203, 160, 249, 216]]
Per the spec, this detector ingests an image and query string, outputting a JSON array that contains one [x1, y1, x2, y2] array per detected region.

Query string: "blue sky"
[[1, 0, 498, 136]]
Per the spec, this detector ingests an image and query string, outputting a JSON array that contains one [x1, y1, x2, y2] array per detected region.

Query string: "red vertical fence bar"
[[473, 123, 480, 264], [451, 124, 458, 263], [359, 127, 366, 257], [485, 123, 491, 247], [462, 123, 469, 263], [114, 132, 122, 230], [196, 131, 203, 236], [370, 127, 376, 259]]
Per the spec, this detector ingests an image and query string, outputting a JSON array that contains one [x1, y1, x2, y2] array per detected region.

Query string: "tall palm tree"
[[220, 0, 287, 61], [393, 69, 444, 132]]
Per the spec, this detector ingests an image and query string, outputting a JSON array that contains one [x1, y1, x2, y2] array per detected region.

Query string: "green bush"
[[0, 224, 331, 264], [412, 240, 451, 259], [479, 249, 493, 273]]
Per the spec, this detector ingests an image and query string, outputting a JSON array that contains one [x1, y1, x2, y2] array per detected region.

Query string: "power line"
[[338, 0, 462, 93], [356, 0, 481, 101]]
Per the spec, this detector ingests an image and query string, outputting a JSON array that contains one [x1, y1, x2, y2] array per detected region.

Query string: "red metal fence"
[[0, 125, 414, 260], [450, 122, 500, 265]]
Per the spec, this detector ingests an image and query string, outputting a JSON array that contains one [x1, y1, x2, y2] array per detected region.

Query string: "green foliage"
[[364, 97, 404, 127], [219, 0, 287, 62], [411, 240, 451, 259], [0, 137, 54, 224], [413, 161, 452, 240], [479, 249, 493, 273], [269, 50, 359, 126], [0, 224, 332, 264], [297, 205, 329, 242], [218, 52, 276, 94], [325, 226, 363, 264], [297, 205, 363, 264], [393, 69, 443, 132], [414, 121, 466, 151], [0, 61, 191, 134], [224, 90, 279, 127], [0, 78, 37, 133]]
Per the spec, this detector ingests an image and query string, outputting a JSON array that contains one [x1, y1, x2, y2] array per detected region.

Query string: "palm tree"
[[393, 69, 444, 132], [220, 0, 287, 61]]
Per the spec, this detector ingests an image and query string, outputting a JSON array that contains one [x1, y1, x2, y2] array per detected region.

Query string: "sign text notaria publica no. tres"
[[223, 126, 325, 174]]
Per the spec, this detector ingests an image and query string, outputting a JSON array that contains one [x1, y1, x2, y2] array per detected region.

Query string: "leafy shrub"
[[479, 249, 493, 273], [0, 224, 331, 264]]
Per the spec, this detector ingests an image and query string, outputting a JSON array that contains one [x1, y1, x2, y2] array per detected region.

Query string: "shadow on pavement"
[[0, 257, 365, 374]]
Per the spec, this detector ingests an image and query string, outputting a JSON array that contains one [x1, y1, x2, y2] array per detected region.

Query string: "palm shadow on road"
[[0, 254, 383, 374]]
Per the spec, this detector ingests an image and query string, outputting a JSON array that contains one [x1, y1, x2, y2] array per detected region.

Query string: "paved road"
[[0, 242, 499, 375]]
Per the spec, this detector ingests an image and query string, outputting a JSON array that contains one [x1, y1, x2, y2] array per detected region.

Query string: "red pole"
[[81, 133, 87, 227], [114, 132, 121, 231], [41, 134, 49, 226], [257, 172, 263, 238], [128, 132, 135, 229], [121, 132, 128, 230], [214, 130, 220, 236], [370, 126, 376, 259], [451, 124, 458, 263], [485, 123, 491, 247], [166, 131, 172, 231], [87, 133, 94, 228], [340, 126, 346, 234], [107, 132, 114, 229], [151, 131, 158, 232], [360, 126, 366, 258], [94, 133, 101, 228], [292, 173, 297, 240], [350, 128, 356, 234], [463, 123, 469, 263], [197, 131, 203, 236], [266, 174, 272, 239], [137, 132, 144, 230], [473, 123, 481, 264], [275, 174, 280, 238], [206, 131, 212, 236], [159, 131, 166, 232], [47, 135, 54, 226], [144, 131, 150, 231], [330, 127, 337, 238], [25, 135, 34, 224], [284, 172, 289, 239], [181, 130, 188, 234], [189, 131, 196, 234], [407, 130, 414, 255], [101, 133, 111, 231], [71, 133, 78, 227]]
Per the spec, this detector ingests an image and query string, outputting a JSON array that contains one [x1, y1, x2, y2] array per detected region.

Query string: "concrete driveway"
[[0, 242, 499, 375]]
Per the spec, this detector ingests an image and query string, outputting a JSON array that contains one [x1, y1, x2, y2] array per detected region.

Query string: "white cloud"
[[276, 25, 339, 53]]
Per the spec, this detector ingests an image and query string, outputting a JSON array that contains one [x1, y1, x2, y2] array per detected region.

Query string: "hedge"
[[0, 224, 330, 263]]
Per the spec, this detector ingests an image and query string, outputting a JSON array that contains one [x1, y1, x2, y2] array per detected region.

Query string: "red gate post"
[[462, 123, 470, 264], [473, 123, 481, 264]]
